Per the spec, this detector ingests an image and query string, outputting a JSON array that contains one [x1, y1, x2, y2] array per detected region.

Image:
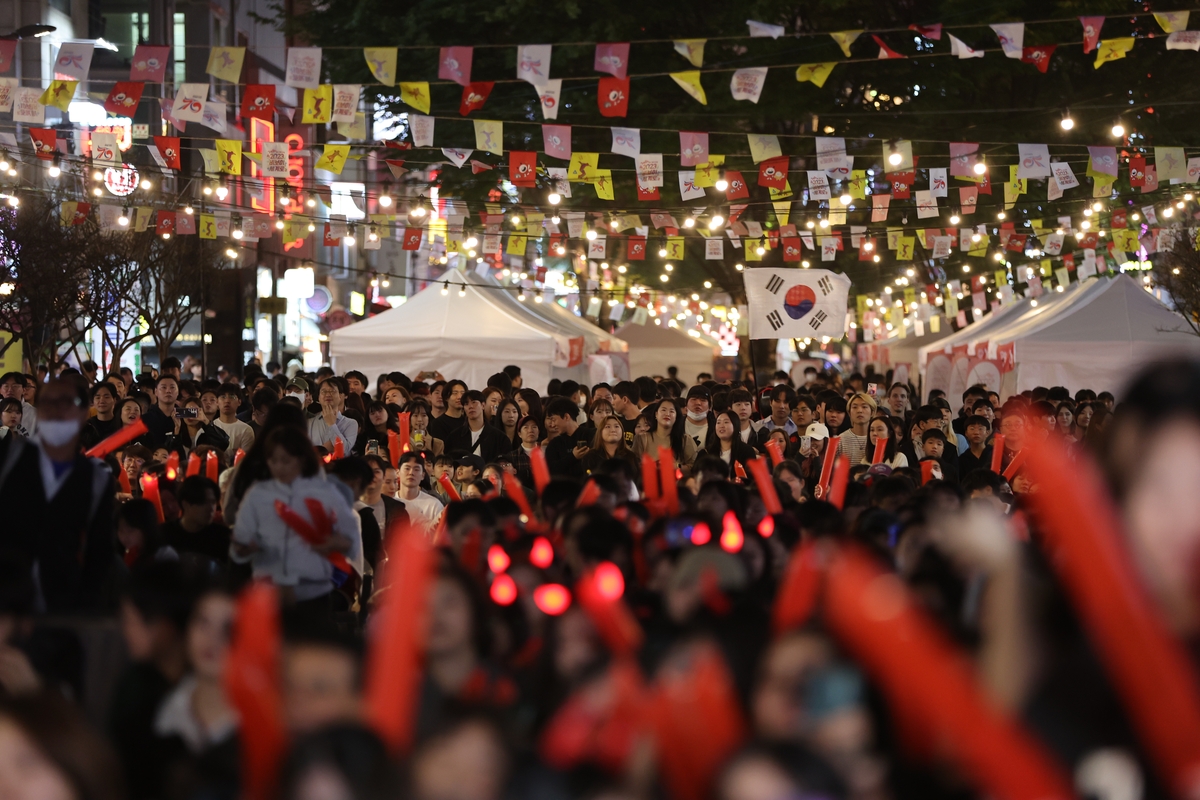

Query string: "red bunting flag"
[[0, 40, 14, 72], [1021, 45, 1056, 72], [909, 23, 943, 40], [156, 211, 175, 236], [509, 150, 537, 187], [29, 128, 57, 160], [725, 170, 750, 200], [757, 156, 789, 189], [241, 84, 276, 120], [402, 228, 423, 250], [627, 235, 646, 260], [104, 81, 143, 115], [154, 136, 181, 170], [459, 81, 493, 116], [598, 76, 629, 117], [1080, 16, 1105, 53], [873, 35, 907, 59]]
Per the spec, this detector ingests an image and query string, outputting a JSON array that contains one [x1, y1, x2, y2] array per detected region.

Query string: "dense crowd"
[[0, 353, 1196, 800]]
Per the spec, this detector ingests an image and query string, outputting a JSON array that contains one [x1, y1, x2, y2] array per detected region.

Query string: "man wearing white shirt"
[[308, 376, 358, 450], [396, 452, 445, 536], [213, 383, 255, 458]]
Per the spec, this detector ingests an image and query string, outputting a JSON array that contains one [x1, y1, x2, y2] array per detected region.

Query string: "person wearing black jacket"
[[445, 390, 512, 464], [80, 382, 121, 450], [0, 377, 114, 613], [699, 410, 759, 474], [141, 374, 181, 448], [543, 397, 591, 479]]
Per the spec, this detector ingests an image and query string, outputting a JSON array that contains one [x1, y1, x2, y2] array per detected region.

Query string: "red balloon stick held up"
[[83, 418, 148, 459]]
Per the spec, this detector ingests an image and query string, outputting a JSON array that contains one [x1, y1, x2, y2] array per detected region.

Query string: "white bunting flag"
[[990, 23, 1024, 58], [285, 47, 322, 89], [1051, 161, 1079, 189], [706, 238, 724, 259], [636, 154, 664, 188], [747, 20, 785, 38], [730, 68, 768, 103], [915, 190, 939, 218], [929, 167, 948, 197], [90, 132, 120, 166], [807, 171, 831, 201], [1016, 143, 1051, 178], [54, 42, 94, 81], [517, 45, 552, 86], [261, 141, 289, 178], [441, 148, 472, 167], [678, 170, 705, 200], [948, 34, 985, 58], [332, 85, 360, 123], [410, 114, 434, 147], [0, 78, 14, 113], [172, 84, 208, 122], [538, 79, 562, 120], [610, 127, 641, 157]]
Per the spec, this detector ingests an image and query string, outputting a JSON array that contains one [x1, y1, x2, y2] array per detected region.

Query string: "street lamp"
[[0, 25, 56, 40]]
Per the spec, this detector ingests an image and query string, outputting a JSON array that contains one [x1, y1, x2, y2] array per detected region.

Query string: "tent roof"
[[615, 320, 720, 352], [1020, 273, 1196, 344], [463, 271, 628, 353], [917, 293, 1040, 366]]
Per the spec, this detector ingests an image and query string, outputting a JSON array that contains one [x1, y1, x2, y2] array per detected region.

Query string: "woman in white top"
[[231, 427, 362, 605], [154, 588, 238, 753], [863, 415, 908, 469]]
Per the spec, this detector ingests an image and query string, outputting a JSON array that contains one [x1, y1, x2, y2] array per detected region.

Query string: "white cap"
[[805, 422, 830, 440]]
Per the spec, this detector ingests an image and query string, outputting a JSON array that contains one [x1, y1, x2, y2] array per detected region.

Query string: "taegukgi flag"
[[745, 268, 852, 340]]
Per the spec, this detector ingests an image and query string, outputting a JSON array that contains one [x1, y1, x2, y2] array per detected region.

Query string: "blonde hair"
[[847, 392, 877, 412]]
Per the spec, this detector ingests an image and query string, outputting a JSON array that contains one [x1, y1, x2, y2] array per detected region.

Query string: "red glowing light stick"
[[83, 418, 148, 458]]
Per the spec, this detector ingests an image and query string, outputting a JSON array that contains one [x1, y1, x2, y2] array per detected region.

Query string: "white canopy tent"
[[329, 277, 584, 391], [461, 271, 631, 382], [920, 275, 1200, 403], [615, 320, 719, 382]]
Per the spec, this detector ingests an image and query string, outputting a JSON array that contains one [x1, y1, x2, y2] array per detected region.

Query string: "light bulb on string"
[[225, 246, 238, 259], [996, 211, 1006, 220], [550, 214, 560, 224], [709, 213, 724, 228], [377, 191, 392, 208], [887, 140, 903, 166], [140, 178, 152, 191], [441, 282, 449, 296], [368, 224, 379, 242], [548, 191, 561, 205], [92, 187, 102, 197], [92, 169, 103, 181], [307, 221, 316, 232], [344, 225, 357, 246], [183, 203, 194, 215], [973, 159, 987, 175], [682, 216, 695, 228], [658, 247, 668, 257], [714, 171, 728, 192], [118, 207, 130, 226], [1060, 110, 1075, 130], [0, 152, 9, 172], [1111, 120, 1125, 137], [306, 195, 316, 208], [839, 191, 852, 206], [215, 182, 228, 201], [410, 200, 427, 218], [464, 236, 478, 249], [48, 155, 61, 178], [586, 229, 598, 241], [203, 183, 214, 196], [231, 216, 244, 239]]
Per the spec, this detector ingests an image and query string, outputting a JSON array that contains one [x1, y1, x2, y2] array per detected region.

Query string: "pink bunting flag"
[[438, 46, 472, 86], [1080, 16, 1105, 54], [594, 43, 630, 79]]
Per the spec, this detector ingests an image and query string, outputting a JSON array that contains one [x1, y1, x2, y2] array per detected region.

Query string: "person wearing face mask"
[[683, 386, 716, 452], [284, 377, 310, 410], [0, 377, 115, 612]]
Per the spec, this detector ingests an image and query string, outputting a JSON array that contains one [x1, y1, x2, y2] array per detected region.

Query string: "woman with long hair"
[[490, 398, 522, 450], [481, 387, 504, 421], [115, 499, 176, 567], [633, 399, 697, 473], [582, 415, 639, 473], [504, 415, 543, 489], [222, 402, 309, 526], [863, 414, 907, 468], [1056, 401, 1077, 441], [515, 388, 544, 423], [354, 399, 397, 456], [407, 398, 444, 457], [699, 410, 758, 472], [230, 426, 361, 610]]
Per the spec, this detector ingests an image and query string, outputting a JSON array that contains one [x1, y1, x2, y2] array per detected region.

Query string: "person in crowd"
[[428, 455, 458, 503], [355, 400, 397, 456], [958, 415, 994, 478], [919, 428, 956, 484], [791, 395, 817, 433], [429, 380, 467, 442], [837, 392, 875, 464], [395, 452, 445, 536], [884, 382, 910, 417], [773, 459, 807, 503], [581, 415, 639, 474], [81, 383, 121, 450], [543, 397, 593, 479], [169, 397, 231, 456], [1055, 401, 1077, 440], [504, 416, 543, 489], [159, 477, 232, 565], [141, 375, 180, 448], [633, 398, 697, 474], [756, 385, 798, 453], [230, 427, 362, 612], [360, 455, 409, 549], [0, 397, 25, 440], [213, 384, 255, 458], [446, 391, 511, 464], [308, 377, 358, 452], [864, 414, 907, 469], [116, 499, 177, 568], [727, 388, 758, 445], [700, 410, 759, 473], [407, 398, 445, 458], [611, 381, 643, 445], [683, 385, 715, 452], [480, 387, 504, 421], [0, 371, 37, 434], [0, 377, 114, 612], [489, 398, 522, 451]]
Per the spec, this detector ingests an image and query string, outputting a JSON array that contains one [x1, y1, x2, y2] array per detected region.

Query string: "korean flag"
[[746, 268, 852, 340]]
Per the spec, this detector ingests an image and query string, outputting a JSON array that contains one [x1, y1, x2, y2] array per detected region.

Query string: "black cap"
[[456, 454, 486, 472]]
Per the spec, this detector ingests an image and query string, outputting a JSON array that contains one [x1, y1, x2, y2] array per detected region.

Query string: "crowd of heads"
[[1, 351, 1198, 800]]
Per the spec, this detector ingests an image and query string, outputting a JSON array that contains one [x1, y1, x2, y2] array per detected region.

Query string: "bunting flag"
[[795, 62, 836, 87], [315, 144, 350, 174], [459, 81, 493, 116], [1095, 37, 1135, 68], [206, 46, 245, 82], [873, 35, 906, 59], [363, 47, 397, 86], [399, 82, 430, 113], [598, 77, 629, 116], [949, 34, 985, 58], [669, 71, 708, 104], [1021, 45, 1056, 72], [910, 23, 943, 40], [509, 151, 537, 186], [216, 139, 242, 175], [104, 81, 143, 115], [438, 46, 472, 85], [0, 40, 15, 73], [302, 85, 333, 123], [1080, 16, 1104, 53], [53, 42, 93, 81], [39, 80, 76, 111], [154, 136, 181, 170], [474, 119, 503, 155], [241, 84, 275, 120], [595, 42, 630, 79], [990, 23, 1024, 58], [1154, 11, 1190, 33], [830, 30, 862, 57], [517, 44, 552, 85], [673, 39, 705, 67], [130, 44, 169, 81], [29, 128, 57, 159], [285, 46, 322, 88]]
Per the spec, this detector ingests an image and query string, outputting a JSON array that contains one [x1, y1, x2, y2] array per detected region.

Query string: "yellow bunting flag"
[[896, 236, 915, 260], [1094, 37, 1134, 68], [1093, 175, 1115, 198], [768, 181, 793, 201], [795, 63, 836, 88], [316, 144, 350, 174], [399, 82, 430, 113], [849, 170, 868, 198], [830, 31, 862, 57], [363, 47, 397, 86], [39, 80, 76, 111], [134, 207, 154, 232], [567, 152, 599, 182], [887, 228, 902, 250], [215, 139, 242, 175], [670, 71, 707, 104], [198, 214, 217, 239], [59, 202, 77, 226], [773, 201, 791, 225], [994, 269, 1009, 287], [673, 39, 705, 67], [506, 232, 528, 256], [745, 238, 765, 261], [206, 47, 245, 83], [338, 112, 368, 140], [915, 230, 928, 248], [592, 170, 614, 200], [694, 155, 725, 188], [1154, 11, 1190, 33], [1113, 228, 1139, 252], [302, 85, 333, 123], [665, 235, 685, 260], [474, 119, 503, 155]]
